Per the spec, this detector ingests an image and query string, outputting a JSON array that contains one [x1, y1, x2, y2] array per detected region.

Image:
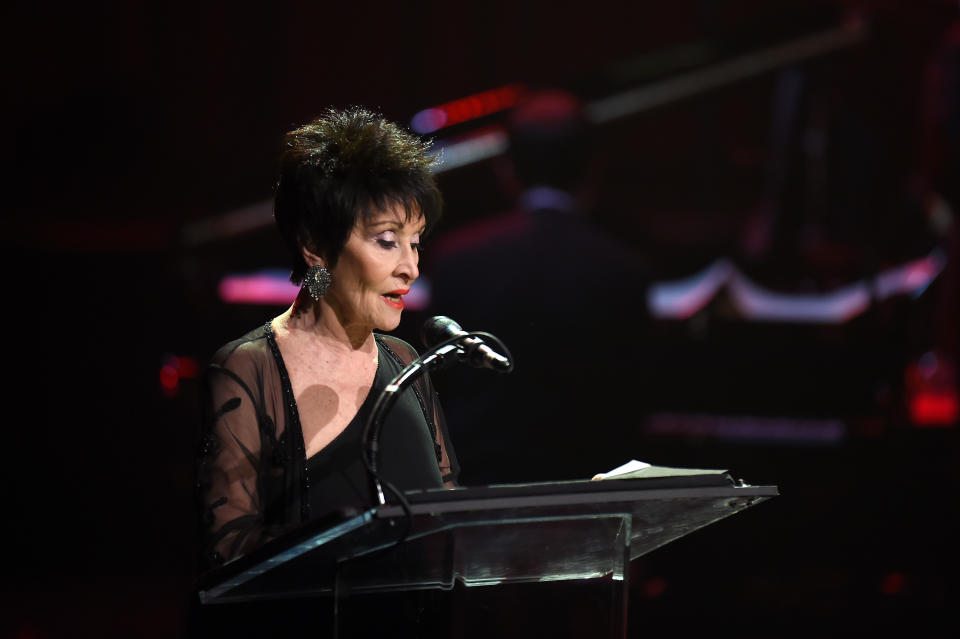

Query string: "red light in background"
[[160, 354, 201, 398], [910, 393, 959, 426], [905, 351, 958, 427], [880, 572, 906, 595], [160, 365, 179, 397], [411, 84, 526, 134], [170, 355, 200, 379]]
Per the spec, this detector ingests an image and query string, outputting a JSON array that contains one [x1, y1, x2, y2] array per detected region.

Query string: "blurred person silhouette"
[[425, 88, 651, 485]]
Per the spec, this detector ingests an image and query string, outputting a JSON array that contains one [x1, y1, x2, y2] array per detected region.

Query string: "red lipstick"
[[382, 289, 409, 310]]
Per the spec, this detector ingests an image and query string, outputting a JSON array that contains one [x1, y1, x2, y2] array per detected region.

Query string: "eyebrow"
[[366, 219, 426, 234]]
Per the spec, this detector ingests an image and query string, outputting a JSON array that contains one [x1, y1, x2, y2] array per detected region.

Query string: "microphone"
[[421, 316, 513, 371]]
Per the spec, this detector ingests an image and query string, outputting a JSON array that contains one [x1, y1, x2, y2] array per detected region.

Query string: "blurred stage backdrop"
[[3, 1, 958, 637]]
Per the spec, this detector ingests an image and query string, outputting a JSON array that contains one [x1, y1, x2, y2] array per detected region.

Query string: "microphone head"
[[420, 315, 463, 348]]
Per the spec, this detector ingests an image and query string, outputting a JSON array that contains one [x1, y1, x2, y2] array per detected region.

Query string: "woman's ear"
[[300, 242, 326, 269]]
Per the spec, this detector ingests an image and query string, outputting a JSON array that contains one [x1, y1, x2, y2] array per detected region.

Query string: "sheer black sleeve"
[[196, 333, 301, 568]]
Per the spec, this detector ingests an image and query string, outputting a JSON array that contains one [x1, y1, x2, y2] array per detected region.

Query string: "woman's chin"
[[377, 314, 403, 333]]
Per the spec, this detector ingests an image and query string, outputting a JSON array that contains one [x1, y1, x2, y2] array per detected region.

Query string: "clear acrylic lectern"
[[197, 472, 777, 637]]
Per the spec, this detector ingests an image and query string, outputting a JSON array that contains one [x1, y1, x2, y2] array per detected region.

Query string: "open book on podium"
[[198, 460, 777, 609]]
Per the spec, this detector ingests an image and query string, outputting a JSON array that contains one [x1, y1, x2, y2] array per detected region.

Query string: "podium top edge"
[[377, 480, 778, 518]]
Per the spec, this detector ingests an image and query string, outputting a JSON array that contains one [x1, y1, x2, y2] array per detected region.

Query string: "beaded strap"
[[263, 321, 311, 522]]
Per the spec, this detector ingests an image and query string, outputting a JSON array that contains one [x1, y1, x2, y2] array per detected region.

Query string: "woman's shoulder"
[[209, 323, 273, 368], [376, 333, 420, 365]]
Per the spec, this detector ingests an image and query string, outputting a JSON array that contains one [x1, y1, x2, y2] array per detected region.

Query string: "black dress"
[[196, 322, 459, 569]]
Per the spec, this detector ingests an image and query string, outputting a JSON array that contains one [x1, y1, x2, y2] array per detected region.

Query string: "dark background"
[[2, 1, 958, 637]]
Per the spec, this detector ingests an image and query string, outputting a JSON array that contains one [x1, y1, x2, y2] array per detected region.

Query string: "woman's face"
[[324, 202, 424, 334]]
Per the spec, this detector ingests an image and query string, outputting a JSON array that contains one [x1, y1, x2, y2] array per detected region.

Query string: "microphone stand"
[[361, 330, 514, 508], [361, 341, 464, 507]]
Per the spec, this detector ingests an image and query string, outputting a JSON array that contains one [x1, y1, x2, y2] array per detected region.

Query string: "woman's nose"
[[396, 245, 419, 282]]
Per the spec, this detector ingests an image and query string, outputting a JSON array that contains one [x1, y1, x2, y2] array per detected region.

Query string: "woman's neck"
[[279, 290, 375, 352]]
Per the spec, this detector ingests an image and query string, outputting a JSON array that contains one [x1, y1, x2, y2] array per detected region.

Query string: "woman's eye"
[[411, 243, 422, 252], [376, 239, 398, 249]]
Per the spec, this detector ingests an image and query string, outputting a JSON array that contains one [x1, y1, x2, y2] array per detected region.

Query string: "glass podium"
[[197, 473, 777, 637]]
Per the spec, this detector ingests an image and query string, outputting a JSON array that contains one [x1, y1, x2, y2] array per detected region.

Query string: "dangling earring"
[[304, 264, 332, 301]]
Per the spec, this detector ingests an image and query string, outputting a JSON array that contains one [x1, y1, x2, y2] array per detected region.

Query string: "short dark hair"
[[274, 107, 443, 283]]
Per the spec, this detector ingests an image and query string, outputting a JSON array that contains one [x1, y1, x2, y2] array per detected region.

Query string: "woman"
[[197, 107, 459, 569]]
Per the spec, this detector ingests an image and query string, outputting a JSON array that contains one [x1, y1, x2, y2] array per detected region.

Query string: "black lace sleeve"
[[378, 334, 461, 486]]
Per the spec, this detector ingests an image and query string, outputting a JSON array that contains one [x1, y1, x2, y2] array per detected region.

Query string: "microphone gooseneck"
[[361, 315, 513, 546]]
